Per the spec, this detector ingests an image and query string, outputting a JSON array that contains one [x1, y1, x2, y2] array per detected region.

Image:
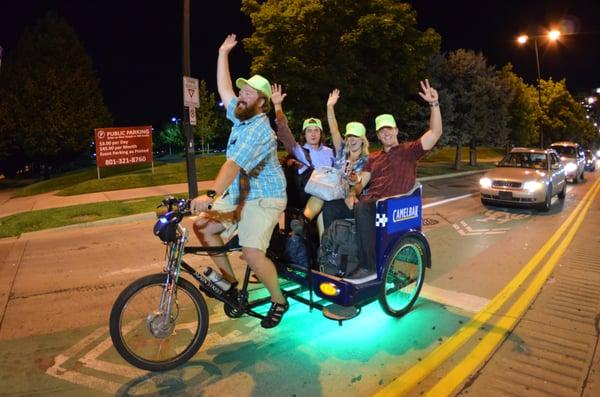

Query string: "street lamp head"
[[517, 35, 528, 44], [548, 30, 560, 41]]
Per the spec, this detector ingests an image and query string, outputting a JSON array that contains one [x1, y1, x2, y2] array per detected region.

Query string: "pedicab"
[[109, 184, 430, 371]]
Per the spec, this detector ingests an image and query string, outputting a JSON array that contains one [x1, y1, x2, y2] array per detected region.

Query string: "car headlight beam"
[[523, 180, 544, 192], [479, 177, 492, 188], [565, 162, 577, 172]]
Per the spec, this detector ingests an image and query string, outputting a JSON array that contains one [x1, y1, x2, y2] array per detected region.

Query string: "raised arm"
[[217, 34, 237, 109], [326, 89, 343, 154], [418, 79, 443, 151], [271, 84, 298, 156]]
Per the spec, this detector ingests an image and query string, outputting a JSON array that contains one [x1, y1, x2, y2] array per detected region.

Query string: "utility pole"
[[182, 0, 198, 198]]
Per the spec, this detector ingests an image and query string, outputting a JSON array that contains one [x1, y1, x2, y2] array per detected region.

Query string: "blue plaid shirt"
[[224, 98, 286, 203]]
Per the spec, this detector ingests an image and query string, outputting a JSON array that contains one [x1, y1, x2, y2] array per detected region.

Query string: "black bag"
[[284, 233, 310, 270], [317, 219, 360, 277], [282, 155, 313, 209]]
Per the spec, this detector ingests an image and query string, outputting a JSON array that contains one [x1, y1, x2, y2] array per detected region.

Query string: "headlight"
[[523, 180, 544, 192], [565, 162, 577, 172], [479, 177, 492, 188]]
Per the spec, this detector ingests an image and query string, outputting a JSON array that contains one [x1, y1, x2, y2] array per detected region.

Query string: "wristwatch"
[[206, 190, 217, 200]]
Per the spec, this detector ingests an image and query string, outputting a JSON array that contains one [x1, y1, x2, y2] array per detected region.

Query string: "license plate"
[[499, 191, 513, 200]]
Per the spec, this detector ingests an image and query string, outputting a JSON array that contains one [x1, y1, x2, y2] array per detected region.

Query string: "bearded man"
[[191, 34, 288, 328]]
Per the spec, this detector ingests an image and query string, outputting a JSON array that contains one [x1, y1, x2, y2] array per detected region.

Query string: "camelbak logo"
[[392, 205, 419, 222]]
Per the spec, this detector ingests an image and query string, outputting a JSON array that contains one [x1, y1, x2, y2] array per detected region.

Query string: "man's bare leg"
[[193, 217, 236, 283], [242, 247, 285, 304]]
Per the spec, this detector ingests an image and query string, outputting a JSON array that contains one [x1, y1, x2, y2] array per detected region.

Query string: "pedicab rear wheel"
[[379, 236, 428, 317]]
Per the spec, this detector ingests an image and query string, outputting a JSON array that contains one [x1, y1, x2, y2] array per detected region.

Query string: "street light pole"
[[182, 0, 198, 198], [517, 30, 560, 149], [533, 38, 544, 149]]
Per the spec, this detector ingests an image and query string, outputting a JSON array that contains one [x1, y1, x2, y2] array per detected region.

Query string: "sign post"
[[182, 75, 199, 198]]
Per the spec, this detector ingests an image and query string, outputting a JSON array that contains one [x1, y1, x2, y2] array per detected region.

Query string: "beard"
[[234, 101, 260, 121]]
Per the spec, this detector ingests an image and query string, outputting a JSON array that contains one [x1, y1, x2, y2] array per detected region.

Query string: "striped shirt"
[[224, 98, 286, 203]]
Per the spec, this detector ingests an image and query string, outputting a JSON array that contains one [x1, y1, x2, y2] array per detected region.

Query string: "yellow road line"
[[425, 179, 600, 396], [374, 179, 600, 397]]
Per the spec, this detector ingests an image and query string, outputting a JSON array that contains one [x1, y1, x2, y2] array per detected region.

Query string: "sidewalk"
[[0, 169, 488, 219]]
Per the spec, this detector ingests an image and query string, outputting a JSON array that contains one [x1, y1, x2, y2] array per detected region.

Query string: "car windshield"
[[498, 152, 548, 169], [550, 145, 576, 157]]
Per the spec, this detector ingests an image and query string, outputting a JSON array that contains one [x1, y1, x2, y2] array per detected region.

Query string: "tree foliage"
[[430, 49, 514, 168], [500, 64, 540, 148], [154, 122, 184, 155], [193, 80, 221, 152], [0, 13, 112, 177], [241, 0, 440, 134], [540, 79, 596, 147]]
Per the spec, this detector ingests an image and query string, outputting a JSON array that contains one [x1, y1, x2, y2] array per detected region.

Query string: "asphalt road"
[[0, 171, 598, 397]]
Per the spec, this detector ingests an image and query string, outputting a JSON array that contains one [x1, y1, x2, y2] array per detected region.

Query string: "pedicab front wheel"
[[379, 235, 428, 317], [109, 273, 209, 372]]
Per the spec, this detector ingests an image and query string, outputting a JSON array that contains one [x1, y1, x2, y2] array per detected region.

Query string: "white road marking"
[[423, 193, 478, 209], [452, 220, 511, 236], [420, 284, 490, 313]]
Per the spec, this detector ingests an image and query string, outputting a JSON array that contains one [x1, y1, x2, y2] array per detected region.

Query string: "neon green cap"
[[235, 74, 272, 100], [375, 114, 397, 131], [302, 118, 323, 131], [345, 122, 366, 138]]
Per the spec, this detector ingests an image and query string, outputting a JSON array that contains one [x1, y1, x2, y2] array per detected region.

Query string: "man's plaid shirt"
[[223, 98, 286, 204]]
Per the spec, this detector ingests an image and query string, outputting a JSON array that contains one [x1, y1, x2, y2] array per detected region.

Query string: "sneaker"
[[260, 300, 289, 329], [290, 219, 305, 238]]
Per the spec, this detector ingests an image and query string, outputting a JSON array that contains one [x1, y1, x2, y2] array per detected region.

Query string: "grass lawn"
[[0, 192, 190, 238], [12, 155, 225, 197]]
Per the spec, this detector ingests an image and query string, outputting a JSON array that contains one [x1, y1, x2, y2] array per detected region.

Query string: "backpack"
[[317, 219, 360, 277], [284, 233, 310, 270]]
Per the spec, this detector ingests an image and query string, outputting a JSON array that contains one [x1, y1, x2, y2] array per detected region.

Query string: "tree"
[[540, 79, 596, 147], [500, 64, 540, 149], [193, 80, 220, 153], [430, 50, 513, 168], [0, 13, 112, 177], [154, 122, 184, 155], [241, 0, 440, 133]]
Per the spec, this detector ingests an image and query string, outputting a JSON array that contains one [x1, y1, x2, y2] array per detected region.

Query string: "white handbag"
[[304, 166, 348, 201]]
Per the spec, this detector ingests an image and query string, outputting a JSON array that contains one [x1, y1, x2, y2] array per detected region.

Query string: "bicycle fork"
[[148, 225, 189, 337]]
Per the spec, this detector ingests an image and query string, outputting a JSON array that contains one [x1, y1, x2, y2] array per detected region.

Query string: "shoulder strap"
[[300, 146, 314, 169]]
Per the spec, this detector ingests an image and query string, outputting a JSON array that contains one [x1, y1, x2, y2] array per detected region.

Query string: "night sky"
[[1, 1, 599, 129]]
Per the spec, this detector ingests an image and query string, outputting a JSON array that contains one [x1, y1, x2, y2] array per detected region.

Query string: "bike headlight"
[[479, 177, 492, 188], [565, 162, 577, 172], [523, 180, 543, 192]]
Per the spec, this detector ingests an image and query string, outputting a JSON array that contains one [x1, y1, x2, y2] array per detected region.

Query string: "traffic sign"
[[183, 76, 199, 108]]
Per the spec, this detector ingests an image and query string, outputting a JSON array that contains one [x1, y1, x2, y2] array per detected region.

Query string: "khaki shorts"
[[199, 196, 287, 252]]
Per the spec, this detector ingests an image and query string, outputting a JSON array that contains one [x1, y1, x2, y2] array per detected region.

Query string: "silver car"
[[549, 141, 585, 183], [479, 148, 567, 212]]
